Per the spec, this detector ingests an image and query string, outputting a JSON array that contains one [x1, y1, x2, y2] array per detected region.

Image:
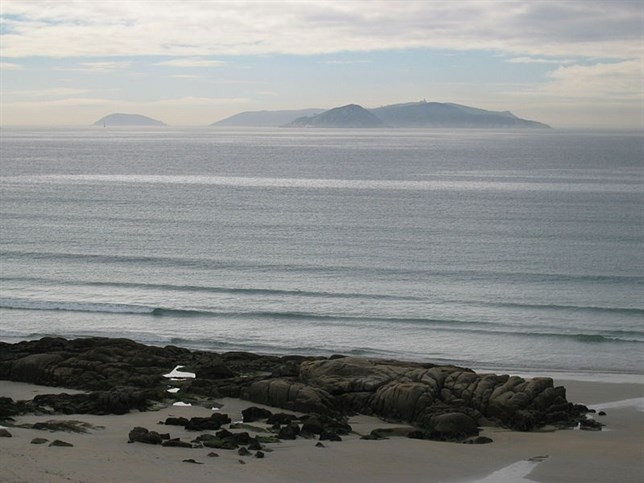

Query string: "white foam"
[[470, 460, 540, 482], [172, 401, 192, 407], [592, 397, 644, 412], [163, 365, 195, 379], [167, 388, 180, 393], [2, 174, 638, 193]]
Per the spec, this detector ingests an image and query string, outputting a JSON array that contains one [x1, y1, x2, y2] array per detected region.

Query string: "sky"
[[0, 0, 642, 128]]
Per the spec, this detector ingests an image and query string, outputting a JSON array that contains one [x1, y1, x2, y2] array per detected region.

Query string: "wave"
[[431, 327, 644, 344], [477, 301, 644, 316], [0, 298, 156, 315], [1, 297, 642, 345], [0, 275, 422, 302], [2, 174, 640, 193], [2, 250, 642, 285]]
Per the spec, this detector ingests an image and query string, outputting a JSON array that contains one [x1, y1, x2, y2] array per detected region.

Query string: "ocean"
[[1, 127, 642, 375]]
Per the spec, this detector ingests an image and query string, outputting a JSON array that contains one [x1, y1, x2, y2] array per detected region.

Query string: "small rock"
[[255, 450, 265, 458], [528, 455, 549, 462], [242, 406, 273, 422], [31, 437, 49, 444], [463, 436, 493, 444], [430, 413, 479, 439], [0, 429, 12, 437], [247, 438, 262, 451], [49, 439, 73, 447], [128, 427, 163, 445], [182, 459, 203, 464], [598, 411, 607, 416], [162, 438, 193, 448], [164, 417, 189, 426], [207, 452, 219, 457], [238, 459, 246, 465], [315, 442, 325, 448], [407, 430, 425, 439], [580, 419, 603, 431], [319, 430, 341, 441], [238, 447, 251, 456], [277, 423, 300, 440], [185, 413, 231, 431], [267, 413, 298, 426]]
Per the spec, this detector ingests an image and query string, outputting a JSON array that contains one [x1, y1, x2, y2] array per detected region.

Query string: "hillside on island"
[[211, 108, 324, 127], [94, 113, 166, 126], [284, 104, 384, 128], [212, 101, 550, 128], [370, 101, 549, 128]]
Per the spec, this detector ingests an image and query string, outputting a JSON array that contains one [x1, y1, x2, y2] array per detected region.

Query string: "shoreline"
[[1, 337, 642, 482], [2, 334, 642, 384], [1, 379, 642, 483]]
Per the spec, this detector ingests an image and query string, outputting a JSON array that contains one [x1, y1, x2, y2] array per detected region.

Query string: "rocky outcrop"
[[0, 337, 592, 439]]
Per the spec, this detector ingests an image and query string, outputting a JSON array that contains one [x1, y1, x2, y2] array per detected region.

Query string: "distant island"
[[93, 113, 166, 127], [285, 104, 384, 128], [211, 108, 324, 127], [212, 101, 550, 129]]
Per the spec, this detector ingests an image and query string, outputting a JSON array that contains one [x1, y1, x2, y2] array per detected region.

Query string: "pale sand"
[[1, 378, 642, 483]]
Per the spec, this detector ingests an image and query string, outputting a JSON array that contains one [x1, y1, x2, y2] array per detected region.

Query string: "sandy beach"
[[1, 377, 642, 483]]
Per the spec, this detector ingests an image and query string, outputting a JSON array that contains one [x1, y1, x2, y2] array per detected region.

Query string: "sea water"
[[1, 127, 642, 375]]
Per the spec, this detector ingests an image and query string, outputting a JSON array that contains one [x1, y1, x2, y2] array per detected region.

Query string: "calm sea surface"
[[1, 127, 642, 374]]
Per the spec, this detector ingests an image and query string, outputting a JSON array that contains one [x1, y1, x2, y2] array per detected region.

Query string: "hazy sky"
[[1, 0, 642, 128]]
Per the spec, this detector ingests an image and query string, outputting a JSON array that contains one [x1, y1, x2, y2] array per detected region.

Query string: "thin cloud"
[[510, 60, 643, 102], [169, 74, 202, 79], [0, 62, 23, 70], [6, 87, 92, 98], [507, 57, 576, 65], [320, 60, 373, 65], [58, 61, 132, 72], [0, 1, 641, 59], [1, 96, 252, 111], [155, 58, 226, 68]]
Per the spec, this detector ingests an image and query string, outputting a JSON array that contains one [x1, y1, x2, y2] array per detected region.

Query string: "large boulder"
[[244, 379, 339, 416]]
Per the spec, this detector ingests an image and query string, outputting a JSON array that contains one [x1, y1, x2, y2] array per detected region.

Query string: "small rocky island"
[[93, 113, 166, 127], [0, 337, 600, 450]]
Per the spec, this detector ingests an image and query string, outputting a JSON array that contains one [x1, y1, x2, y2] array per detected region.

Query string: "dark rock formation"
[[238, 447, 251, 456], [49, 439, 73, 447], [0, 428, 12, 437], [162, 438, 193, 448], [277, 423, 300, 440], [30, 437, 49, 444], [319, 430, 342, 441], [184, 413, 231, 431], [0, 337, 592, 442], [242, 406, 273, 422], [163, 417, 189, 426], [128, 427, 163, 445]]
